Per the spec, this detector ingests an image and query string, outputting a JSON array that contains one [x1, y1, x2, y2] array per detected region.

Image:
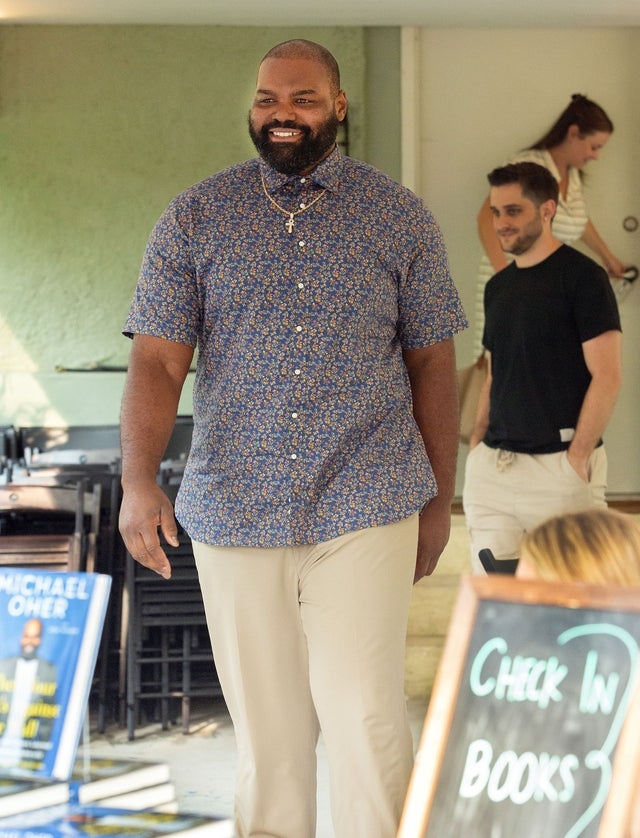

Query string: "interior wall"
[[414, 27, 640, 494], [0, 25, 377, 428], [364, 27, 401, 183], [5, 24, 636, 493]]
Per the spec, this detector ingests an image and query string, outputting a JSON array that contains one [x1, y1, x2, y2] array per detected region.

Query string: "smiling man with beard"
[[247, 52, 342, 176], [463, 162, 622, 574], [119, 39, 466, 838]]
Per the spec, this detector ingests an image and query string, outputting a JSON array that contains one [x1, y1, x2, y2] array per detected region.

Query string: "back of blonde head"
[[520, 508, 640, 586]]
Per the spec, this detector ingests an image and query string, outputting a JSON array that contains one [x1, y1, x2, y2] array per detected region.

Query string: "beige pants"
[[193, 514, 418, 838], [463, 442, 608, 573]]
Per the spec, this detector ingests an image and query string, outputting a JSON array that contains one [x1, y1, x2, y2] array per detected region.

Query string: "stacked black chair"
[[123, 425, 223, 739]]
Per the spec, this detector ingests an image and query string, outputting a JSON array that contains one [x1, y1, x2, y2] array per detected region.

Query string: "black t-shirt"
[[482, 244, 621, 453]]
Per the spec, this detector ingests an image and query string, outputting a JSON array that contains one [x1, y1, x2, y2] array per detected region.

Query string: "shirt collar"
[[258, 146, 343, 194]]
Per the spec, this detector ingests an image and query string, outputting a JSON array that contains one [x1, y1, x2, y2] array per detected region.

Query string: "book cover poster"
[[0, 803, 234, 837], [0, 570, 111, 782]]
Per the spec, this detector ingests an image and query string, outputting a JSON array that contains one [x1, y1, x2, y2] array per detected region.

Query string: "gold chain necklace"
[[259, 171, 327, 234]]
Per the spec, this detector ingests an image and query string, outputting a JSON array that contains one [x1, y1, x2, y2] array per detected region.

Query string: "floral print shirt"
[[124, 149, 467, 547]]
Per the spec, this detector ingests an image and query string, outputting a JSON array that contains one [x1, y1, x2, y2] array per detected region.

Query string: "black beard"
[[248, 113, 339, 175], [20, 648, 37, 661]]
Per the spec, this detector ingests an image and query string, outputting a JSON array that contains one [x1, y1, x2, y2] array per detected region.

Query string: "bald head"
[[260, 40, 341, 95], [20, 618, 43, 660]]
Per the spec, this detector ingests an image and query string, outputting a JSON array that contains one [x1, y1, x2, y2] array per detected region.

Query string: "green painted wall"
[[364, 27, 401, 183], [0, 25, 400, 429]]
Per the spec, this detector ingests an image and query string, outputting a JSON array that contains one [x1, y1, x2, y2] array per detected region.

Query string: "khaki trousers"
[[463, 442, 608, 573], [193, 514, 418, 838]]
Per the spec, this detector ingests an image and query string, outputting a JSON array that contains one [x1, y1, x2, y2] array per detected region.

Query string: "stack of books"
[[69, 755, 176, 812], [0, 776, 70, 818], [0, 804, 234, 836], [0, 569, 232, 836], [0, 747, 178, 816]]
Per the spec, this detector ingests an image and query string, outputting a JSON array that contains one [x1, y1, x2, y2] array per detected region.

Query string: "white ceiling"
[[2, 0, 640, 28]]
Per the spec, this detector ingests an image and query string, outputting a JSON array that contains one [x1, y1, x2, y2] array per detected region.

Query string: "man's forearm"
[[120, 336, 194, 487], [120, 390, 180, 487], [569, 377, 620, 464], [404, 339, 459, 502], [570, 331, 622, 471]]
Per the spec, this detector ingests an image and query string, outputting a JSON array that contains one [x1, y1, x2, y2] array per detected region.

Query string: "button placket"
[[286, 179, 318, 469]]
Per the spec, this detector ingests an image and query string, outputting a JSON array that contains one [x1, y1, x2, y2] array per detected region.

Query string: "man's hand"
[[414, 496, 452, 583], [566, 448, 590, 483], [118, 482, 179, 579], [402, 341, 459, 584]]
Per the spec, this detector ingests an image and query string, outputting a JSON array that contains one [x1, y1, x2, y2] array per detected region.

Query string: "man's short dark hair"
[[487, 162, 559, 207]]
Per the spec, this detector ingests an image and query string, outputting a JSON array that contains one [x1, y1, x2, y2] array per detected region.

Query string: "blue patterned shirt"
[[124, 149, 467, 547]]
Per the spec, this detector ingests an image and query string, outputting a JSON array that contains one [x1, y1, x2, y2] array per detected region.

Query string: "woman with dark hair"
[[472, 94, 627, 356]]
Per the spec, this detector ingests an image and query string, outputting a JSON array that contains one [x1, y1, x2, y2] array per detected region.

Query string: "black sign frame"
[[398, 575, 640, 838]]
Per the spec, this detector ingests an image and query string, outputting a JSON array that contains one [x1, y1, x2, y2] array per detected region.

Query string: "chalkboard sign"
[[398, 575, 640, 838]]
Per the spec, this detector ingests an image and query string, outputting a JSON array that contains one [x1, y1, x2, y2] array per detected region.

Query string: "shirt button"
[[297, 282, 304, 289], [295, 325, 302, 332], [294, 368, 301, 376], [300, 177, 307, 183], [298, 241, 305, 248], [290, 453, 298, 460], [299, 202, 306, 209], [291, 412, 298, 419]]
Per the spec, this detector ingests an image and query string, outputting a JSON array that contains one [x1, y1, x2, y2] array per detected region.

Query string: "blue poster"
[[0, 569, 111, 781]]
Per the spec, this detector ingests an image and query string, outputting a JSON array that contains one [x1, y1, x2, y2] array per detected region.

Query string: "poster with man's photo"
[[0, 569, 111, 781]]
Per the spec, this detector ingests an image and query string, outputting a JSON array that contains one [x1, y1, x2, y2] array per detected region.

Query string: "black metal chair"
[[123, 536, 222, 739], [6, 434, 124, 733], [0, 480, 101, 572], [18, 424, 121, 466], [478, 548, 519, 575], [122, 449, 222, 739]]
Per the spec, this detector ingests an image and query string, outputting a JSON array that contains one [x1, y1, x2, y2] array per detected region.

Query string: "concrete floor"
[[81, 694, 431, 838]]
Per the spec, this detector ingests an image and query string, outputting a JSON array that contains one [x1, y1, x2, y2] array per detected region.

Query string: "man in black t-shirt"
[[463, 162, 622, 572]]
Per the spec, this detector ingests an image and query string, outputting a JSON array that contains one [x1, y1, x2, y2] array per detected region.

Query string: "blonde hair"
[[520, 508, 640, 586]]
